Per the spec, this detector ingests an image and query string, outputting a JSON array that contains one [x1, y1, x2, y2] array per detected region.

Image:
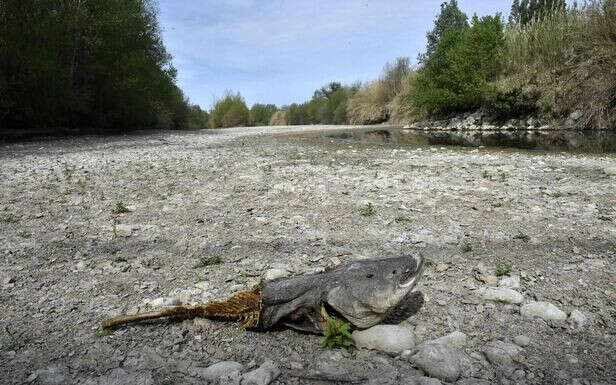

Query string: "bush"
[[502, 0, 616, 128], [209, 91, 250, 128], [387, 71, 422, 123], [250, 104, 277, 126], [346, 81, 389, 124], [412, 15, 505, 115]]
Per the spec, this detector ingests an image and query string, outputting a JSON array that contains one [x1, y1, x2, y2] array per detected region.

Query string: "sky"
[[157, 1, 513, 109]]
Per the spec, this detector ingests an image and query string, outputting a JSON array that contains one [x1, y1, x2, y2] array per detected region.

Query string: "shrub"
[[502, 1, 616, 128], [209, 91, 250, 128], [387, 71, 422, 123], [346, 81, 389, 124], [412, 15, 505, 115]]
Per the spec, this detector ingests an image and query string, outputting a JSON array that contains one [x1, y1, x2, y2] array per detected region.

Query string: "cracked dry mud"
[[0, 125, 615, 385]]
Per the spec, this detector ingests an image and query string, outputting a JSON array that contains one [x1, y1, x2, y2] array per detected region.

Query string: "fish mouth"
[[399, 255, 424, 288]]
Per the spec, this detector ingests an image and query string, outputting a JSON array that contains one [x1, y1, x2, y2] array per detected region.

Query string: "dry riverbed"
[[0, 125, 615, 385]]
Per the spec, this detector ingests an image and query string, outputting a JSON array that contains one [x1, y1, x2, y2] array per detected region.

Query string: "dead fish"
[[101, 255, 424, 334]]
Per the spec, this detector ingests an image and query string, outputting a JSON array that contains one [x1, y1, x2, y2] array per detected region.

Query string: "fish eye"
[[366, 273, 374, 278], [392, 270, 397, 274]]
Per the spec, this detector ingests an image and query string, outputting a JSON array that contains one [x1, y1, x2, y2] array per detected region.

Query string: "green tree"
[[421, 0, 469, 62], [412, 14, 505, 114], [250, 104, 277, 126], [509, 0, 566, 25], [209, 91, 250, 128]]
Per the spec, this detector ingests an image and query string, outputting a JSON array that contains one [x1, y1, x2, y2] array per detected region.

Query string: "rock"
[[477, 287, 523, 304], [410, 343, 474, 382], [568, 310, 586, 328], [513, 335, 530, 347], [83, 368, 154, 385], [35, 366, 69, 385], [406, 377, 443, 385], [482, 340, 525, 367], [219, 370, 242, 385], [113, 224, 132, 237], [520, 301, 567, 321], [241, 360, 280, 385], [426, 331, 468, 349], [353, 325, 416, 353], [603, 167, 616, 176], [435, 263, 449, 272], [455, 379, 493, 385], [191, 361, 243, 381], [146, 297, 181, 308], [263, 268, 289, 281], [498, 275, 520, 289]]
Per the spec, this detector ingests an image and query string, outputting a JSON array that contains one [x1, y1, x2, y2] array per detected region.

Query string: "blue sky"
[[157, 1, 512, 109]]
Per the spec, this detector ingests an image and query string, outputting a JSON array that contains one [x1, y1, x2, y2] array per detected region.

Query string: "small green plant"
[[359, 202, 375, 217], [462, 243, 473, 253], [16, 230, 31, 238], [160, 378, 175, 385], [0, 213, 18, 223], [194, 272, 207, 283], [95, 329, 112, 338], [112, 201, 130, 214], [194, 255, 222, 268], [499, 172, 507, 182], [513, 232, 530, 242], [322, 317, 355, 352], [481, 170, 490, 179], [495, 261, 513, 277]]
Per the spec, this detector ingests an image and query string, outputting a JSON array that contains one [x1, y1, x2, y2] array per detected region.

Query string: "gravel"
[[0, 125, 614, 384]]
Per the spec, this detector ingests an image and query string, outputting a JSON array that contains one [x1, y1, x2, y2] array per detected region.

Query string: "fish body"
[[102, 255, 424, 334]]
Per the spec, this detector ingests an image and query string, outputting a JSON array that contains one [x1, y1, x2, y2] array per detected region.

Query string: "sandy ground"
[[0, 125, 615, 385]]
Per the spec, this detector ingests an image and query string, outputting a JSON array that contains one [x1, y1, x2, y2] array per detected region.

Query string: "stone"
[[568, 310, 587, 328], [498, 276, 520, 289], [113, 224, 132, 237], [191, 361, 244, 381], [482, 340, 525, 367], [427, 331, 468, 349], [83, 368, 154, 385], [477, 287, 523, 304], [520, 301, 567, 321], [353, 325, 416, 353], [35, 366, 69, 385], [603, 167, 616, 176], [263, 268, 289, 281], [241, 360, 280, 385], [455, 379, 493, 385], [406, 377, 443, 385], [146, 297, 181, 308], [435, 263, 449, 272], [513, 335, 530, 347], [410, 343, 474, 382]]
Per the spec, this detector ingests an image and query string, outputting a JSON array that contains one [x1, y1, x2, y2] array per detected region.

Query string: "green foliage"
[[0, 0, 194, 134], [412, 15, 505, 115], [495, 261, 513, 276], [194, 255, 222, 268], [486, 88, 537, 120], [250, 104, 277, 127], [209, 91, 250, 128], [0, 213, 19, 223], [186, 105, 209, 130], [95, 329, 112, 338], [322, 317, 355, 352], [359, 202, 375, 217], [112, 202, 130, 214], [422, 0, 469, 62], [509, 0, 567, 25], [513, 232, 531, 242], [462, 243, 473, 253]]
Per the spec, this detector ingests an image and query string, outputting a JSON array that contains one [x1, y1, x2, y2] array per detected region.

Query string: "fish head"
[[326, 255, 424, 328]]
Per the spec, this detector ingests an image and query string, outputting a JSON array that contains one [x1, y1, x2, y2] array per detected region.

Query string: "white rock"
[[147, 297, 181, 308], [435, 263, 449, 272], [498, 275, 520, 289], [35, 366, 69, 385], [604, 167, 616, 176], [114, 224, 132, 237], [477, 287, 524, 304], [352, 325, 415, 353], [241, 360, 280, 385], [520, 301, 567, 321], [482, 340, 525, 366], [513, 335, 531, 347], [263, 268, 289, 281], [568, 310, 586, 328], [410, 344, 474, 382], [191, 361, 243, 381], [426, 331, 468, 349]]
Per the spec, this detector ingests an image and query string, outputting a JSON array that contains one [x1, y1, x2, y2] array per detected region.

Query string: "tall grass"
[[346, 81, 389, 124], [502, 0, 616, 128]]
